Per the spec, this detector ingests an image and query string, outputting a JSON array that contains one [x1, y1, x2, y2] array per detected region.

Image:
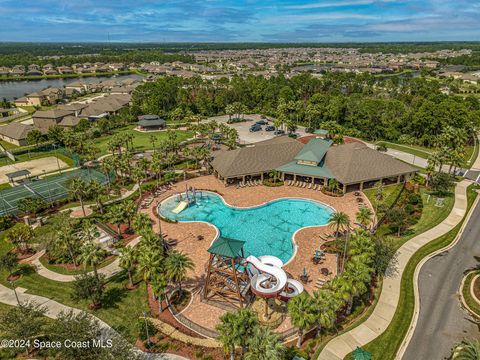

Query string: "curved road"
[[402, 203, 480, 359]]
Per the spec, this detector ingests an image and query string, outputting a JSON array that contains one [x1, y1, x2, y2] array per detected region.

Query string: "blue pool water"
[[158, 192, 334, 263]]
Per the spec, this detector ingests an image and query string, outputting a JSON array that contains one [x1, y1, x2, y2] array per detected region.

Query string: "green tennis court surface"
[[0, 168, 109, 216]]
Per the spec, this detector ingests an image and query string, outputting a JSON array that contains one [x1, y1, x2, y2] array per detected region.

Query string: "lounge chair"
[[302, 182, 307, 188], [313, 184, 318, 190], [308, 183, 312, 189], [286, 180, 291, 186]]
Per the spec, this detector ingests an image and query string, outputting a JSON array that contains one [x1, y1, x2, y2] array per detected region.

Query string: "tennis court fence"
[[0, 167, 110, 216]]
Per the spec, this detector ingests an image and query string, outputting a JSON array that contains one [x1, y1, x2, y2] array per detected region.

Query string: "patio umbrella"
[[302, 267, 308, 277], [352, 347, 372, 360], [315, 249, 319, 258]]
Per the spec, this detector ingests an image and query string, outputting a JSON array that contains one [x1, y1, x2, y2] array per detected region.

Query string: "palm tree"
[[56, 228, 79, 267], [122, 200, 137, 231], [216, 312, 237, 360], [328, 212, 350, 240], [355, 207, 373, 230], [78, 219, 99, 244], [67, 177, 89, 216], [132, 213, 153, 236], [88, 180, 107, 214], [244, 326, 285, 360], [344, 258, 373, 314], [106, 203, 125, 239], [137, 248, 163, 300], [151, 152, 164, 186], [150, 272, 168, 313], [287, 292, 316, 347], [132, 167, 146, 198], [165, 251, 194, 292], [313, 289, 338, 337], [119, 246, 137, 288], [452, 339, 480, 360], [78, 241, 106, 281]]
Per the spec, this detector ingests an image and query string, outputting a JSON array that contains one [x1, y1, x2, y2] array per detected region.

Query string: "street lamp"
[[9, 280, 20, 305], [142, 311, 151, 348]]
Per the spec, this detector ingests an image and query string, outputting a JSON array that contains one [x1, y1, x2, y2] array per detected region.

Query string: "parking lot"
[[206, 114, 307, 144]]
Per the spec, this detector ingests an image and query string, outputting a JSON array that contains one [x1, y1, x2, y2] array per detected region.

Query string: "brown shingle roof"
[[211, 136, 304, 178], [32, 109, 74, 119], [0, 123, 33, 140], [325, 143, 417, 185]]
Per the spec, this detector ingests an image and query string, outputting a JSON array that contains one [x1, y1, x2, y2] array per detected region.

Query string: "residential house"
[[0, 122, 36, 146], [32, 109, 76, 130]]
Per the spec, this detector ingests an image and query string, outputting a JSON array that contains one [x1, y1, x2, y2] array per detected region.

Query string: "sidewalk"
[[318, 179, 470, 360]]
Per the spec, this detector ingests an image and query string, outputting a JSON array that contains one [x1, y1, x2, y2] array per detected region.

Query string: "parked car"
[[256, 119, 268, 125], [274, 129, 285, 135], [305, 127, 314, 133], [249, 124, 262, 132], [265, 125, 275, 131]]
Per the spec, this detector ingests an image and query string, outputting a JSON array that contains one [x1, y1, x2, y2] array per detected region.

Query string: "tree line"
[[131, 72, 480, 148]]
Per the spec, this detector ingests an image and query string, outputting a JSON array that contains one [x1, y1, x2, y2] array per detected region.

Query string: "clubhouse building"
[[210, 136, 417, 193]]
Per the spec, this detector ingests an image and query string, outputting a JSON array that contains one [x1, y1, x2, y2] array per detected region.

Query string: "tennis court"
[[0, 168, 109, 216]]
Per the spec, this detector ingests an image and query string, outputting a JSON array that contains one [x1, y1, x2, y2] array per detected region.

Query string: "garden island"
[[0, 56, 479, 360]]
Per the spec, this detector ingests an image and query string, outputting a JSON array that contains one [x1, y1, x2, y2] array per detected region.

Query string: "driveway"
[[206, 114, 307, 144], [402, 204, 480, 360]]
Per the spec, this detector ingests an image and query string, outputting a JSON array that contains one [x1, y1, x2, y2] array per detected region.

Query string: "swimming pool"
[[158, 192, 334, 264]]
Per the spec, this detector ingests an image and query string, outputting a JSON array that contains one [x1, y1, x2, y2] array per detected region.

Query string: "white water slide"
[[172, 200, 188, 214], [246, 255, 304, 299]]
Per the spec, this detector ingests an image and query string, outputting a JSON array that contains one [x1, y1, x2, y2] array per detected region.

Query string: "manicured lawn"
[[0, 140, 19, 150], [364, 183, 403, 210], [359, 184, 477, 360], [364, 185, 455, 251], [462, 271, 480, 317], [375, 141, 433, 159], [93, 125, 193, 155]]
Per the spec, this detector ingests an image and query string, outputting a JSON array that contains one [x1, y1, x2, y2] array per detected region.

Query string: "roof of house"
[[138, 114, 161, 121], [58, 115, 82, 127], [32, 109, 74, 119], [207, 237, 245, 258], [0, 122, 33, 140], [138, 118, 166, 127], [294, 138, 332, 163], [325, 142, 417, 185], [211, 136, 303, 178]]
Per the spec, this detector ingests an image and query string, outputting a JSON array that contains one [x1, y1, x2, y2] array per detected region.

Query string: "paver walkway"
[[0, 283, 188, 360], [318, 179, 470, 360], [26, 237, 141, 282]]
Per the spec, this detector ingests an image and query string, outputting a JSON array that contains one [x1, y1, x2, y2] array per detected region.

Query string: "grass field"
[[38, 253, 118, 275], [359, 184, 477, 359], [93, 125, 193, 155], [0, 150, 74, 168]]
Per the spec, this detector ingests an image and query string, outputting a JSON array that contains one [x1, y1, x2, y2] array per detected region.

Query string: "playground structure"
[[203, 237, 303, 316], [172, 185, 203, 214]]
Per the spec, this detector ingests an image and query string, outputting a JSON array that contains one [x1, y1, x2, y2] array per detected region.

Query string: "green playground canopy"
[[207, 237, 245, 258], [352, 347, 372, 360]]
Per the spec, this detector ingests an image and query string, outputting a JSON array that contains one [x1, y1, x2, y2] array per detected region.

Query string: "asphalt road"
[[402, 203, 480, 360]]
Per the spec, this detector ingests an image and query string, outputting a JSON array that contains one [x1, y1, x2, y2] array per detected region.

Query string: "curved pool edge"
[[157, 190, 336, 265]]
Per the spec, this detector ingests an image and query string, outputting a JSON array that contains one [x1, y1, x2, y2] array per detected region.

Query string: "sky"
[[0, 0, 479, 43]]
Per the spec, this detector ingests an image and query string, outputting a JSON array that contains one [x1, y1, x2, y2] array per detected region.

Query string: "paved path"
[[26, 237, 141, 282], [0, 283, 188, 360], [318, 180, 470, 360], [399, 200, 480, 360]]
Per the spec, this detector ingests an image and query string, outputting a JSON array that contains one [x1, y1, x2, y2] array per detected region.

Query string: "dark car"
[[274, 129, 285, 135], [249, 124, 262, 132], [256, 119, 268, 125], [305, 127, 314, 133], [265, 125, 275, 131]]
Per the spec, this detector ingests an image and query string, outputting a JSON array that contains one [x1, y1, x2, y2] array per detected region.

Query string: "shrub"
[[376, 144, 388, 152], [408, 193, 421, 205], [0, 216, 14, 231]]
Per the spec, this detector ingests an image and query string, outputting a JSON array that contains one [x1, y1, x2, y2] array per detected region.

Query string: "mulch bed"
[[40, 254, 115, 272]]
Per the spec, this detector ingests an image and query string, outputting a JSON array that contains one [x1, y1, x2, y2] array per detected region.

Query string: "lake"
[[0, 74, 144, 100]]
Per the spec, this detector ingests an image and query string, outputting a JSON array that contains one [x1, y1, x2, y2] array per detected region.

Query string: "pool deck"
[[143, 175, 368, 335]]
